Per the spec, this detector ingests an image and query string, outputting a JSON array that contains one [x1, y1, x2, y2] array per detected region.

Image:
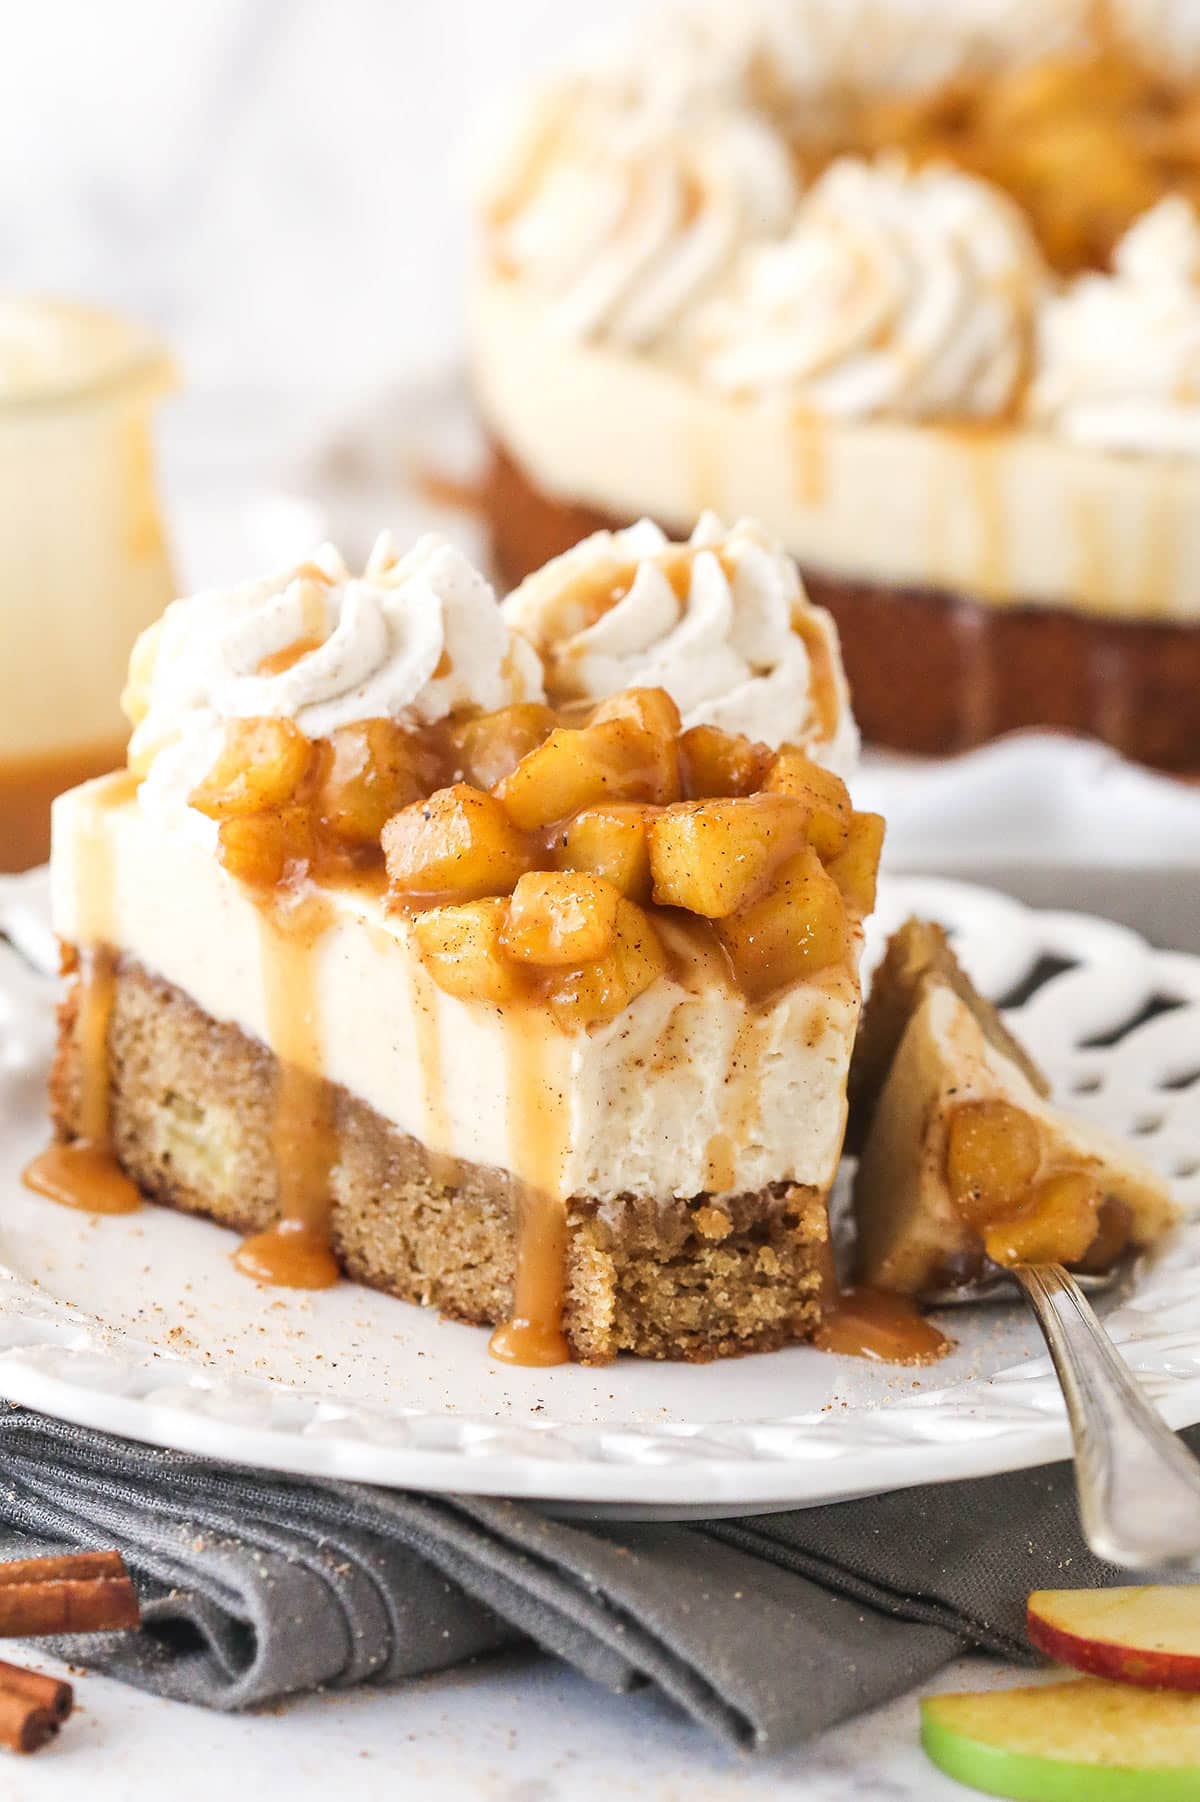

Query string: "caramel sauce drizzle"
[[256, 634, 326, 678], [406, 951, 459, 1191], [489, 1018, 571, 1367], [23, 948, 142, 1216], [790, 407, 829, 509], [24, 773, 141, 1215], [234, 898, 340, 1290], [790, 610, 841, 745], [255, 575, 331, 678], [703, 1014, 769, 1194]]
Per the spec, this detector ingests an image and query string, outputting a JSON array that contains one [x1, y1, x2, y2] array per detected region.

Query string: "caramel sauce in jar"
[[0, 739, 129, 872]]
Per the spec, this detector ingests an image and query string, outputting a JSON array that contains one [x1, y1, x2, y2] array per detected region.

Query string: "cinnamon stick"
[[0, 1659, 73, 1754], [0, 1551, 140, 1637]]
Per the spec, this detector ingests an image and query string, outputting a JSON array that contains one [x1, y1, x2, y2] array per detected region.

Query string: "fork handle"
[[1016, 1263, 1200, 1569]]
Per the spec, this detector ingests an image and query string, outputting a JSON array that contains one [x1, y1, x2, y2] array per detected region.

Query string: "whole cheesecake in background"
[[40, 523, 882, 1364], [0, 299, 176, 869], [470, 0, 1200, 770]]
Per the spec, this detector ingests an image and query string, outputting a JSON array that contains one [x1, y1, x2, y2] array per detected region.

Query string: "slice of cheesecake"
[[850, 920, 1175, 1296], [37, 524, 880, 1365]]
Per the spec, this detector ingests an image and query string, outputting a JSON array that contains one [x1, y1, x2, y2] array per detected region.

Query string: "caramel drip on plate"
[[489, 1019, 571, 1367], [24, 947, 141, 1215], [233, 898, 340, 1289], [24, 776, 141, 1214], [815, 1288, 950, 1366]]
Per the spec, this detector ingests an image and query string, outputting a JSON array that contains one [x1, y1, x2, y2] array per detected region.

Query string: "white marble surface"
[[5, 1643, 1037, 1800], [0, 0, 641, 399]]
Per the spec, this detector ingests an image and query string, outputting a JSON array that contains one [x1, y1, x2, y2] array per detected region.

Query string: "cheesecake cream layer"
[[471, 274, 1200, 624], [51, 776, 861, 1208]]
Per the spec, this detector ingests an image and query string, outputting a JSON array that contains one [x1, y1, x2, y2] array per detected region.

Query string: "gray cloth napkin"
[[3, 1408, 1197, 1753]]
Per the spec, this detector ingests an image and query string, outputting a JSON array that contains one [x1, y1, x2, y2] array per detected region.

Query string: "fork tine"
[[924, 1266, 1123, 1307]]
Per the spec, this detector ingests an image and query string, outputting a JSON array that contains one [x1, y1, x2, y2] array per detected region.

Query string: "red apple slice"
[[922, 1679, 1200, 1800], [1028, 1588, 1200, 1691]]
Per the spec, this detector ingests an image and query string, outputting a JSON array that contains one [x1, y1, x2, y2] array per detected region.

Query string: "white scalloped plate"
[[0, 867, 1197, 1518]]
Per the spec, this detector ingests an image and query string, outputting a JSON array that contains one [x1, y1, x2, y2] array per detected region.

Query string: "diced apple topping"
[[501, 872, 621, 966], [499, 710, 681, 831], [1076, 1198, 1132, 1273], [762, 746, 852, 860], [592, 684, 682, 739], [412, 898, 527, 1004], [680, 724, 772, 798], [716, 846, 851, 1001], [182, 677, 880, 1017], [318, 719, 429, 847], [983, 1171, 1102, 1268], [648, 795, 809, 918], [190, 718, 315, 819], [591, 686, 683, 801], [383, 784, 536, 902], [450, 702, 557, 790], [217, 811, 315, 887], [945, 1101, 1111, 1268], [553, 803, 654, 901], [543, 898, 667, 1029], [827, 811, 885, 917], [945, 1100, 1044, 1227]]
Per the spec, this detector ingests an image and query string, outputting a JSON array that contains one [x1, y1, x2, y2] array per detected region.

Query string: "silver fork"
[[928, 1262, 1200, 1568]]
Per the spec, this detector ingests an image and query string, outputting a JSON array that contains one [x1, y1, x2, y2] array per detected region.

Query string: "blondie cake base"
[[483, 441, 1200, 772], [49, 956, 830, 1364]]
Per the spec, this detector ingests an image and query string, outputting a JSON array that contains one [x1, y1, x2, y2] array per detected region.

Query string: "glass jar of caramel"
[[0, 299, 176, 870]]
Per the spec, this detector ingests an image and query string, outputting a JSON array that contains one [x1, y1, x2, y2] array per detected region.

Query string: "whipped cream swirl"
[[594, 0, 1089, 135], [481, 81, 797, 350], [126, 533, 544, 834], [502, 513, 858, 773], [1029, 197, 1200, 455], [693, 156, 1045, 419], [1111, 0, 1200, 76]]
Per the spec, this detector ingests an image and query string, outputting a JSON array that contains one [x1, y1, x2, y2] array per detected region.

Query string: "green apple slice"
[[921, 1679, 1200, 1800]]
